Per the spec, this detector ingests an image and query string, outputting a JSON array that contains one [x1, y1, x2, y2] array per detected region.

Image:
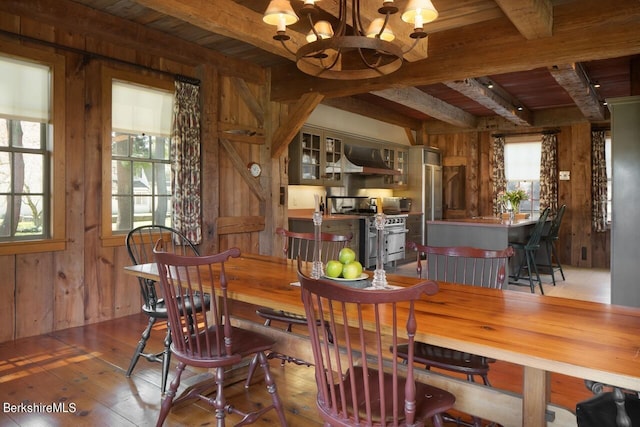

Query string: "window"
[[504, 139, 541, 214], [0, 48, 66, 255], [102, 69, 174, 245]]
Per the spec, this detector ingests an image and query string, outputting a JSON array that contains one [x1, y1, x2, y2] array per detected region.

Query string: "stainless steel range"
[[364, 214, 408, 269]]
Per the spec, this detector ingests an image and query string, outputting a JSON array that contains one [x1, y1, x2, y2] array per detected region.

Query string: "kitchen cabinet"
[[288, 126, 343, 186], [382, 147, 409, 188]]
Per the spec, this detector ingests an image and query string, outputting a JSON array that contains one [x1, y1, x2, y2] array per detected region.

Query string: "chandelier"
[[263, 0, 438, 80]]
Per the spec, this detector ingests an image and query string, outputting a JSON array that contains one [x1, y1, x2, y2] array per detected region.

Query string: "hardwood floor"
[[0, 266, 609, 426]]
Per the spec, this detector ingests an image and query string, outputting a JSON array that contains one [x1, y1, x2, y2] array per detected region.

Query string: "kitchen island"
[[427, 216, 548, 287], [427, 216, 539, 250]]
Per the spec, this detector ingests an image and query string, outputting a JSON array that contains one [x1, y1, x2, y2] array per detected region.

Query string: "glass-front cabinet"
[[289, 126, 343, 186], [383, 147, 409, 187]]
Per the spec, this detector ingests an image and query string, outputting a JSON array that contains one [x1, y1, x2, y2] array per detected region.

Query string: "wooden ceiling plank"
[[321, 97, 421, 130], [271, 92, 324, 159], [372, 87, 476, 128], [131, 0, 299, 61], [493, 0, 553, 39], [445, 78, 533, 126], [2, 0, 266, 82], [547, 63, 605, 121]]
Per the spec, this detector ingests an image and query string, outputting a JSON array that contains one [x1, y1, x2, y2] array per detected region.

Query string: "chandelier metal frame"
[[263, 0, 437, 80]]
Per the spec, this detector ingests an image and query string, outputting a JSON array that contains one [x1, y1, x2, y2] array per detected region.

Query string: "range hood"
[[342, 144, 400, 175]]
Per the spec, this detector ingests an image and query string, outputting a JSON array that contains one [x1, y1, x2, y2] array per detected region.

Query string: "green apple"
[[338, 247, 356, 265], [325, 260, 343, 278], [342, 261, 363, 279]]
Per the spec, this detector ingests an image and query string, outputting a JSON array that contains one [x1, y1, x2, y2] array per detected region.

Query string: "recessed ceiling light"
[[517, 106, 524, 111]]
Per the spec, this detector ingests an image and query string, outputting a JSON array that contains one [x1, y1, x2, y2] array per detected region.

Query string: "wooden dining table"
[[124, 252, 640, 427]]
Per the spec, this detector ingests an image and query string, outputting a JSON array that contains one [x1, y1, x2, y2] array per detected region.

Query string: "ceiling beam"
[[493, 0, 553, 39], [547, 63, 605, 121], [423, 106, 590, 134], [421, 1, 505, 33], [371, 88, 477, 129], [321, 97, 421, 130], [445, 78, 533, 126], [271, 93, 324, 159], [271, 0, 640, 102]]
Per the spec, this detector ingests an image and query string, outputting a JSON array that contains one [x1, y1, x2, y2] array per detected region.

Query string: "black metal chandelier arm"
[[353, 0, 364, 35], [319, 49, 342, 72], [401, 36, 422, 55], [278, 38, 298, 56], [305, 12, 318, 41], [356, 47, 385, 70]]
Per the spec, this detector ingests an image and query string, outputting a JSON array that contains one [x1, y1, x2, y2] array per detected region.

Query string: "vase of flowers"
[[499, 188, 528, 215]]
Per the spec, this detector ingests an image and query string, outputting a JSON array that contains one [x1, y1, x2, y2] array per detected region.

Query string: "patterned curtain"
[[492, 136, 506, 215], [539, 133, 558, 213], [591, 130, 608, 232], [171, 79, 202, 244]]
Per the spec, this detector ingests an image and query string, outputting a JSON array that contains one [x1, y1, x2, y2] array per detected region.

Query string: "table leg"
[[523, 366, 551, 427]]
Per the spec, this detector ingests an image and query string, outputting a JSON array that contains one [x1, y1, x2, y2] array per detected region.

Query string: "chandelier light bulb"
[[402, 0, 438, 26], [306, 21, 334, 42], [263, 0, 299, 27], [366, 18, 395, 42]]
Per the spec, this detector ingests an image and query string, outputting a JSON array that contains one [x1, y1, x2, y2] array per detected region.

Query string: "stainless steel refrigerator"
[[397, 146, 442, 245]]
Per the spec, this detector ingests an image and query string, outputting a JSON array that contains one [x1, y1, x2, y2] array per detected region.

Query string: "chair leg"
[[528, 251, 544, 295], [213, 366, 227, 427], [155, 361, 186, 427], [524, 250, 535, 293], [160, 327, 172, 393], [525, 250, 544, 295], [257, 351, 288, 426], [513, 249, 526, 281], [126, 316, 156, 377], [432, 413, 445, 427], [545, 240, 557, 286], [551, 241, 565, 281], [244, 354, 260, 388]]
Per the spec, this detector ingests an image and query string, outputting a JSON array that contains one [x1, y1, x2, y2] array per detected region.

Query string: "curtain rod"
[[492, 129, 560, 138], [0, 29, 200, 85]]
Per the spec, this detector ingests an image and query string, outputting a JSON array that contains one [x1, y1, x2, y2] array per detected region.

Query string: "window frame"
[[100, 67, 174, 247], [0, 43, 66, 255], [504, 136, 542, 216]]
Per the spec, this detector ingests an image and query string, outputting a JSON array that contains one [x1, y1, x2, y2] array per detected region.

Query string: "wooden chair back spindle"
[[298, 263, 455, 426]]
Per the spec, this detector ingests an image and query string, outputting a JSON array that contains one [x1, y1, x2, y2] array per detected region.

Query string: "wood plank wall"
[[0, 5, 281, 342]]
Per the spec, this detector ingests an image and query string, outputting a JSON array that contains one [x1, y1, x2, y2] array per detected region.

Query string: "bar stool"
[[538, 204, 566, 286], [509, 207, 550, 294]]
